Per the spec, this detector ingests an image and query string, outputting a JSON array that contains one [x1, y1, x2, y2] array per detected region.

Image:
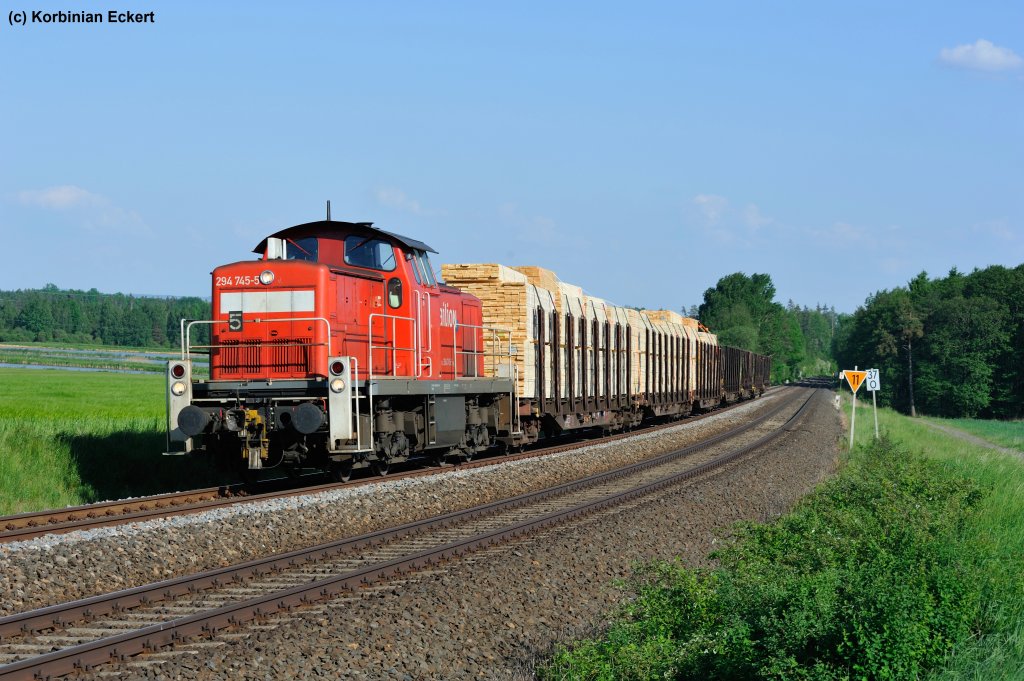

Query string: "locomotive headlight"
[[330, 378, 346, 393], [259, 269, 275, 285], [171, 381, 187, 396]]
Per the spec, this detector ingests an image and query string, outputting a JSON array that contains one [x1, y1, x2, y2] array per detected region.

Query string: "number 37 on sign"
[[866, 368, 881, 392]]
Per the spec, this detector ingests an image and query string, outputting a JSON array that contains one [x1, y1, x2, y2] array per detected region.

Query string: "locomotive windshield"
[[405, 250, 437, 286], [344, 235, 396, 271], [285, 237, 318, 262]]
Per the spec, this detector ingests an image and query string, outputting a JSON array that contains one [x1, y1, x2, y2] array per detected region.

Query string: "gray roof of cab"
[[251, 220, 437, 255]]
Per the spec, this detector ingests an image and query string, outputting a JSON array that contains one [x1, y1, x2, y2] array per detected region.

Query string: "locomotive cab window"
[[412, 251, 436, 286], [344, 236, 396, 272], [406, 252, 423, 285], [387, 277, 403, 308], [285, 236, 318, 262], [422, 253, 437, 285]]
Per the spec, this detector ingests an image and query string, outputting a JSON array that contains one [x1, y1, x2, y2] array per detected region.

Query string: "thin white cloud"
[[374, 187, 445, 217], [17, 184, 148, 234], [744, 203, 772, 230], [939, 39, 1023, 72], [498, 202, 559, 244], [807, 221, 876, 248], [18, 185, 101, 209], [690, 195, 773, 247], [693, 194, 728, 223], [972, 219, 1015, 241]]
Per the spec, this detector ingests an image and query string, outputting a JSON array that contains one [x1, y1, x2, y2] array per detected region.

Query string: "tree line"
[[691, 272, 839, 384], [0, 285, 210, 348], [834, 265, 1024, 419]]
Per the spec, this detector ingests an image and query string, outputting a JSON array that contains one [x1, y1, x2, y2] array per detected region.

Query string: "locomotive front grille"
[[218, 337, 312, 375]]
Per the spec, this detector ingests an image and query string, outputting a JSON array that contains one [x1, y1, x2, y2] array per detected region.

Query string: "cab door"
[[405, 250, 436, 378]]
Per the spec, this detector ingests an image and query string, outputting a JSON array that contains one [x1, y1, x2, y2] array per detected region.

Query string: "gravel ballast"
[[82, 388, 841, 680], [0, 392, 790, 617]]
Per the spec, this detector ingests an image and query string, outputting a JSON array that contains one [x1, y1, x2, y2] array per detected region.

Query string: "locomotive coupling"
[[243, 409, 269, 469]]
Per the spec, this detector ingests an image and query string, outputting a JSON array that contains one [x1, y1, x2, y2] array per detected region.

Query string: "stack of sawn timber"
[[440, 263, 719, 405]]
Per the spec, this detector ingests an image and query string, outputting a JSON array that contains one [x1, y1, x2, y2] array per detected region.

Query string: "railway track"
[[0, 387, 818, 680], [0, 389, 782, 544]]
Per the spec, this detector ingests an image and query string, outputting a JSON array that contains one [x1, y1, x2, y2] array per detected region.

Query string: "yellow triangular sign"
[[845, 370, 867, 393]]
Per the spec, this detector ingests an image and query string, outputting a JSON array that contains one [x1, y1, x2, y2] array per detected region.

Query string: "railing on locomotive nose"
[[181, 317, 334, 368]]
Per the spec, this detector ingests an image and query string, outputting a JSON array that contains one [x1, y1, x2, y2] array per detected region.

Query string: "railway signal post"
[[844, 367, 867, 449]]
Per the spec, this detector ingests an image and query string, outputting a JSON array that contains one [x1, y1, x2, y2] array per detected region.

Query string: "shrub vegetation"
[[542, 399, 1024, 681]]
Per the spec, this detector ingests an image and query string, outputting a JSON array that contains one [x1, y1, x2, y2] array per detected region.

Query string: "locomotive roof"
[[252, 220, 437, 255]]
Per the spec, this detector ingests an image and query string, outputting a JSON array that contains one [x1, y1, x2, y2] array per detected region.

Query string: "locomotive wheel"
[[371, 459, 390, 477]]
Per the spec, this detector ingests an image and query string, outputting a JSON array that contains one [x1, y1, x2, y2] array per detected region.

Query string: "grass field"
[[0, 368, 229, 514], [541, 393, 1024, 679], [0, 343, 208, 375]]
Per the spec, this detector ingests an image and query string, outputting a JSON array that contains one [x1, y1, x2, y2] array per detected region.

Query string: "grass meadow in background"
[[0, 368, 227, 514], [0, 342, 208, 376], [542, 393, 1024, 680], [929, 416, 1024, 454]]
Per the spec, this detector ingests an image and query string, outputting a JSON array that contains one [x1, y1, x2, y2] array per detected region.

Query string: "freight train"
[[165, 216, 771, 480]]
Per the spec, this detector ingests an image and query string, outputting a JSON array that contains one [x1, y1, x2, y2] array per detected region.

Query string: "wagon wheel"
[[371, 459, 390, 477]]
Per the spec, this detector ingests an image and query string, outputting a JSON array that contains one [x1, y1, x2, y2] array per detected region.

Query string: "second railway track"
[[0, 387, 819, 680], [0, 388, 785, 544]]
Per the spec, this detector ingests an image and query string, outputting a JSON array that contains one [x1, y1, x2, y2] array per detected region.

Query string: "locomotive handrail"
[[367, 312, 418, 380], [182, 317, 333, 362], [451, 323, 516, 381], [348, 356, 373, 452]]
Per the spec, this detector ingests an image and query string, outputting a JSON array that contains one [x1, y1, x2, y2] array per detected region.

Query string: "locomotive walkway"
[[0, 388, 817, 679]]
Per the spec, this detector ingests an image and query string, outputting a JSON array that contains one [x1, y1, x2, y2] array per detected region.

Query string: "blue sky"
[[1, 2, 1021, 313]]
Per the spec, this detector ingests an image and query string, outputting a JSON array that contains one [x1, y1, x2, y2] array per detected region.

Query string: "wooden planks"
[[442, 262, 716, 405]]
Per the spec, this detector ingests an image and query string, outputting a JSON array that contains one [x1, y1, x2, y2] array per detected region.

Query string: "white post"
[[849, 365, 857, 449], [872, 389, 879, 440]]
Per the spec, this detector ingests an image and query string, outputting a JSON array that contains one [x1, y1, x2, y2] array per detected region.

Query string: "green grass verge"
[[0, 368, 229, 514], [539, 396, 1024, 680]]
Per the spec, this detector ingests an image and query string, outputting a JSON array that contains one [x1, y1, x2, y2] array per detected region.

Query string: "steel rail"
[[0, 388, 784, 543], [0, 389, 817, 679]]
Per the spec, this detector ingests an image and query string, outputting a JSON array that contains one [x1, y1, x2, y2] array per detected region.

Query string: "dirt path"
[[920, 420, 1022, 458]]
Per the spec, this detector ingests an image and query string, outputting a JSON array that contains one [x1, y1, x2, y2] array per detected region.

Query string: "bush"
[[541, 437, 987, 680]]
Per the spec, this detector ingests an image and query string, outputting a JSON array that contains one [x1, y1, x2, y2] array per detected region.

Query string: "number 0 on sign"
[[845, 370, 867, 393]]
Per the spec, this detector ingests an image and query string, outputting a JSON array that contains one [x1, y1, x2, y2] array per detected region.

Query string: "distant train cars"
[[166, 218, 770, 479]]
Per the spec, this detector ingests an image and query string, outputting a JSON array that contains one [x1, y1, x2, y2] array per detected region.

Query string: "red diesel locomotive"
[[166, 216, 770, 479], [167, 219, 516, 479]]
